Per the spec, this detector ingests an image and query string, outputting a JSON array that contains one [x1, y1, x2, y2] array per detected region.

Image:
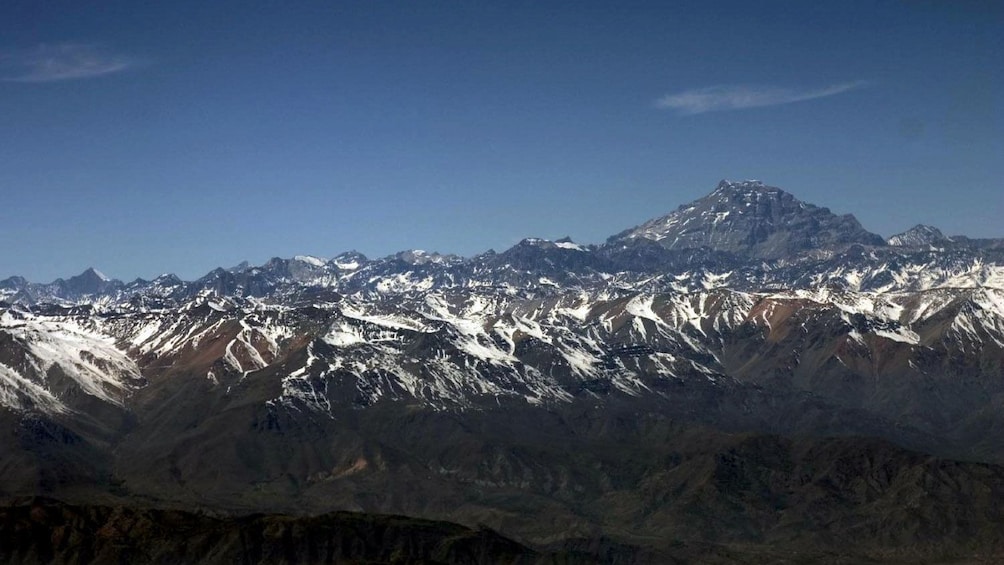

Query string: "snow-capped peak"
[[88, 268, 110, 282], [715, 178, 765, 191], [516, 237, 585, 251], [887, 224, 950, 247], [293, 255, 327, 267], [608, 180, 884, 259]]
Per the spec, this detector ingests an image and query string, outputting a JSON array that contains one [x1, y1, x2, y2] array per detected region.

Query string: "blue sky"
[[1, 1, 1001, 282]]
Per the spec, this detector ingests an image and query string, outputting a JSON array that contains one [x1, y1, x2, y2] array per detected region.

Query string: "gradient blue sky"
[[1, 0, 1001, 282]]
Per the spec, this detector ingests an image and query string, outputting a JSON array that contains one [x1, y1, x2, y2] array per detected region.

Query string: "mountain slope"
[[887, 224, 951, 247], [1, 179, 1003, 561], [0, 498, 553, 565], [608, 179, 886, 258]]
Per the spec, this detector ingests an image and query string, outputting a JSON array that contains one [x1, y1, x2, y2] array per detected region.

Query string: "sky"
[[1, 0, 1001, 282]]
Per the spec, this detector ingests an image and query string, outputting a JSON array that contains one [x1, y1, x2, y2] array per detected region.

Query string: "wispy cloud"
[[0, 43, 136, 83], [656, 81, 867, 115]]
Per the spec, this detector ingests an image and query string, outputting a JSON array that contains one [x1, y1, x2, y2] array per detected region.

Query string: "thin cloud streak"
[[0, 43, 136, 83], [656, 81, 867, 115]]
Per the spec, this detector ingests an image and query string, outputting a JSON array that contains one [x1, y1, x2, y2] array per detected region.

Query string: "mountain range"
[[2, 179, 1004, 563]]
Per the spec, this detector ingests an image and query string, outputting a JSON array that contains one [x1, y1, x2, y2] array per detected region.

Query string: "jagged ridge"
[[2, 180, 1004, 561]]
